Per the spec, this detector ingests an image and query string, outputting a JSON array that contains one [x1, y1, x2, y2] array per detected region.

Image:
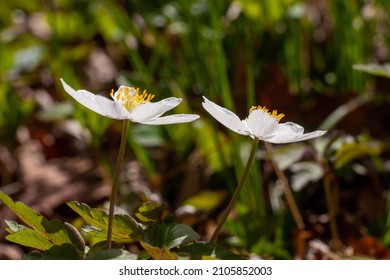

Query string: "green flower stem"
[[106, 119, 130, 249], [210, 137, 259, 244], [264, 142, 305, 231]]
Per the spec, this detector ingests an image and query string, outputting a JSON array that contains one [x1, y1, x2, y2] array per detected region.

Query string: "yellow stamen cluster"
[[249, 105, 285, 123], [110, 87, 155, 111]]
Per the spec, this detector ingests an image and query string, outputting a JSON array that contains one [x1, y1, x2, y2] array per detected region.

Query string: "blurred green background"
[[1, 0, 390, 259]]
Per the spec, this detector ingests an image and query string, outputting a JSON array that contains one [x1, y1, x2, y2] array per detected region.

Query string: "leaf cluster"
[[0, 192, 243, 260]]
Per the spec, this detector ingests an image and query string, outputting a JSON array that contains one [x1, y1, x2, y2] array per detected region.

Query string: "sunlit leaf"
[[6, 228, 54, 251], [135, 201, 165, 223], [0, 192, 84, 252], [67, 201, 143, 242]]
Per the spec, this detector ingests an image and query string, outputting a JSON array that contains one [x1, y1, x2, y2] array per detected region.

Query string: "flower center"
[[110, 86, 155, 111], [249, 105, 285, 123]]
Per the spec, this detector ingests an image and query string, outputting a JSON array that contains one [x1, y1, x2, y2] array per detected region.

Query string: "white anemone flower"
[[202, 96, 326, 144], [60, 79, 199, 124]]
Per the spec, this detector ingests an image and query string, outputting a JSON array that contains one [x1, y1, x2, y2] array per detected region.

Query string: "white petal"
[[130, 97, 182, 122], [139, 114, 200, 125], [60, 79, 106, 116], [202, 96, 249, 135], [267, 122, 327, 144], [94, 94, 131, 119], [247, 109, 279, 139]]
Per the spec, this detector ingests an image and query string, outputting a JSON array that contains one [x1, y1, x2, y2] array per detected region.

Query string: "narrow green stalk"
[[264, 142, 305, 231], [106, 119, 130, 249], [210, 138, 259, 244]]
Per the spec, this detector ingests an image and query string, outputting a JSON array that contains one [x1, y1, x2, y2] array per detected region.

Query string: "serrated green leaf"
[[140, 241, 178, 260], [22, 244, 82, 260], [135, 201, 165, 223], [113, 214, 144, 239], [0, 192, 85, 252], [6, 228, 54, 251], [86, 249, 138, 260], [67, 201, 143, 242], [143, 223, 199, 249], [67, 201, 107, 228], [178, 243, 245, 260], [0, 191, 50, 232]]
